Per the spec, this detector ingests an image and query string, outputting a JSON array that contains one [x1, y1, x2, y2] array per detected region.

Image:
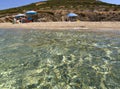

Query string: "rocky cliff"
[[1, 10, 120, 23]]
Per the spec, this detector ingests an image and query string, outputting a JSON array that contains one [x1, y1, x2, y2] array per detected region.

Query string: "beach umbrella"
[[15, 14, 25, 18], [67, 13, 78, 17], [26, 10, 37, 15]]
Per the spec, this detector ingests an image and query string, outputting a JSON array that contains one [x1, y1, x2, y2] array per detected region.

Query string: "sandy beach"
[[0, 22, 120, 30]]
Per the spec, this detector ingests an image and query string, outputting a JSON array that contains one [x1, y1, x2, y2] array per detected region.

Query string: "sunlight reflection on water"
[[0, 29, 120, 89]]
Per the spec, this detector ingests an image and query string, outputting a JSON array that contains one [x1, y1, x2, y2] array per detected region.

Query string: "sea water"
[[0, 29, 120, 89]]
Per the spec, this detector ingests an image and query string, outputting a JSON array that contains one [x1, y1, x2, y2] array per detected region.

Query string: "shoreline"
[[0, 22, 120, 31]]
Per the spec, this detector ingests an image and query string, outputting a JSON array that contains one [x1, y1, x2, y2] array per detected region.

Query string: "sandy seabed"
[[0, 21, 120, 31]]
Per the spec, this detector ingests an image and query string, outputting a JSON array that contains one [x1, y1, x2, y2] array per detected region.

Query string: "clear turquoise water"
[[0, 29, 120, 89]]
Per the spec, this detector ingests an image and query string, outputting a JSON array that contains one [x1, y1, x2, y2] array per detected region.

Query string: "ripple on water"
[[0, 29, 120, 89]]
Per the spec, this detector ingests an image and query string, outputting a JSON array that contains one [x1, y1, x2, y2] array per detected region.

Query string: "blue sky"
[[101, 0, 120, 5], [0, 0, 45, 10], [0, 0, 120, 10]]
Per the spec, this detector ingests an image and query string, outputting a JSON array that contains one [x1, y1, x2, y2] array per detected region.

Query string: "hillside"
[[37, 0, 119, 10], [0, 0, 120, 22], [0, 0, 119, 14]]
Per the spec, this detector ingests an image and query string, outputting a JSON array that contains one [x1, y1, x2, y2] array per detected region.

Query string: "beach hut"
[[67, 12, 78, 21]]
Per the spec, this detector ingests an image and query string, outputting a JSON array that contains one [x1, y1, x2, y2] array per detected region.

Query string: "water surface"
[[0, 29, 120, 89]]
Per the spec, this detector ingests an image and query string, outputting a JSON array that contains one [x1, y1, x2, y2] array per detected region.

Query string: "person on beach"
[[13, 18, 17, 24], [20, 17, 26, 23], [16, 19, 20, 23]]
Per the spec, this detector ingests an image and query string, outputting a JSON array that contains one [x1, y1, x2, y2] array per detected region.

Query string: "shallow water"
[[0, 29, 120, 89]]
